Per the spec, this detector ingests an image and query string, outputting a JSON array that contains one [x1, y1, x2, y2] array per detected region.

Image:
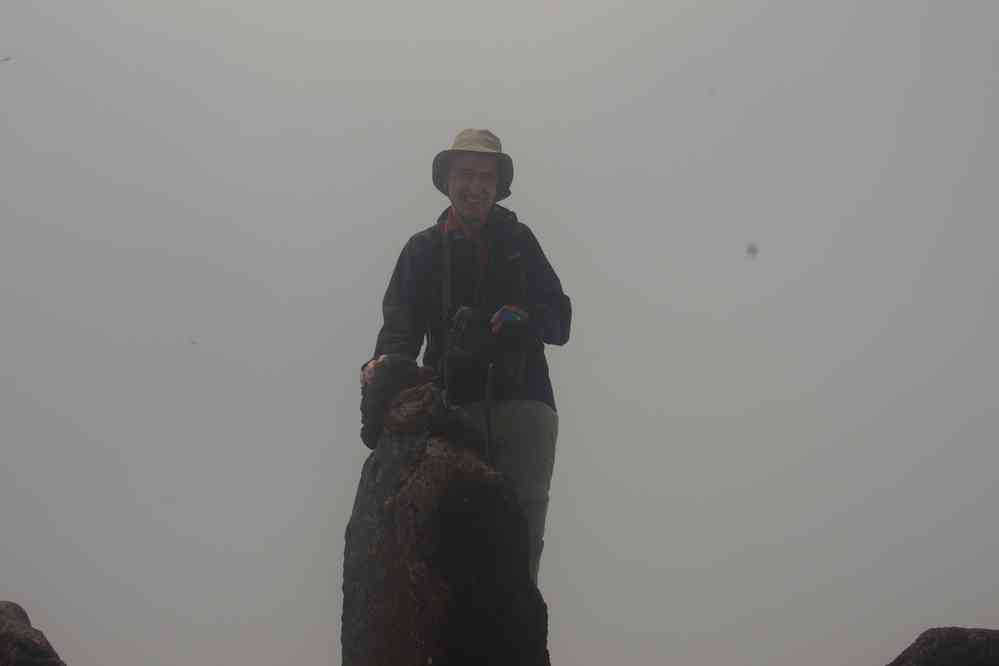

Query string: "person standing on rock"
[[361, 128, 571, 584]]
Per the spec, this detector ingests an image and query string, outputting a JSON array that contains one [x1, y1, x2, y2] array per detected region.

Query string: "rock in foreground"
[[344, 357, 549, 665], [887, 627, 999, 666], [0, 602, 66, 666]]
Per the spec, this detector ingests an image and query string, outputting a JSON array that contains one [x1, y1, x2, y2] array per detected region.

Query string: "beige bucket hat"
[[432, 129, 514, 201]]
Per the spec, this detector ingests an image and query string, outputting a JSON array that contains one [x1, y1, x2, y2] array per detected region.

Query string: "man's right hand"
[[360, 354, 388, 386]]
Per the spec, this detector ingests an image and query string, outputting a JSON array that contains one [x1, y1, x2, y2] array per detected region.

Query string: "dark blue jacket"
[[370, 205, 571, 411]]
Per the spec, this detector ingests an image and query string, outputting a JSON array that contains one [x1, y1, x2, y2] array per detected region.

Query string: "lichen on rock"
[[344, 357, 550, 665]]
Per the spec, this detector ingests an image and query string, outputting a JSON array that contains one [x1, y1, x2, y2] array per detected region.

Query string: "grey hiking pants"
[[460, 399, 558, 585]]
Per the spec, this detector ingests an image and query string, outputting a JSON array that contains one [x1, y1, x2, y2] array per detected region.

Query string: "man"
[[360, 128, 571, 583]]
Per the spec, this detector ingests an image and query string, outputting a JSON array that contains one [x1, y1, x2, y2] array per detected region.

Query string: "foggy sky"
[[3, 2, 997, 664]]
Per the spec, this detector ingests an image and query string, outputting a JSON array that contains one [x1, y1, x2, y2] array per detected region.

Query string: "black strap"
[[441, 224, 452, 324], [439, 225, 453, 405]]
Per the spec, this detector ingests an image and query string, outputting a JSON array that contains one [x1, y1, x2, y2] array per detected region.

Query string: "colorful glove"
[[489, 305, 529, 334]]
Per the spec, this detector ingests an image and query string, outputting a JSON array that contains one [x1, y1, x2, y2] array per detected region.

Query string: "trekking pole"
[[484, 361, 494, 465]]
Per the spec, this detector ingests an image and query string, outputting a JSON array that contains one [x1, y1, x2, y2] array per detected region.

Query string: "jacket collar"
[[436, 204, 515, 238]]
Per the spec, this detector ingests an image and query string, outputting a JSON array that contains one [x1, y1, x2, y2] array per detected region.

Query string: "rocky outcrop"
[[344, 356, 550, 666], [887, 627, 999, 666], [359, 355, 436, 450], [0, 602, 66, 666]]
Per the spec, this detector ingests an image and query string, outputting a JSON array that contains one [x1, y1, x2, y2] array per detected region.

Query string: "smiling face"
[[446, 152, 499, 224]]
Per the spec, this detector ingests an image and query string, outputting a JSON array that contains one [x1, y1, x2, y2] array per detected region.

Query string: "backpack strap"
[[440, 222, 452, 324], [438, 223, 454, 402]]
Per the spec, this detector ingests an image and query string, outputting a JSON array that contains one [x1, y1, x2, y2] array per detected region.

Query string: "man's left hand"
[[490, 305, 530, 334]]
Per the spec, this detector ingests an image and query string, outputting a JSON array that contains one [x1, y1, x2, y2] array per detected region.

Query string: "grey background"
[[2, 2, 997, 664]]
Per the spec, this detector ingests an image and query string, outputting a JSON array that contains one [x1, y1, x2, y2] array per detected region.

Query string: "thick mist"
[[3, 2, 997, 664]]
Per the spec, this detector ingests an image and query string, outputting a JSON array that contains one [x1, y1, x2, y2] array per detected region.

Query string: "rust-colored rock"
[[886, 627, 999, 666], [359, 355, 435, 449], [0, 602, 66, 666], [345, 356, 549, 665]]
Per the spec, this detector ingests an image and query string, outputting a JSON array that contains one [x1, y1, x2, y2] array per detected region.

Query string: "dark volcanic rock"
[[887, 627, 999, 666], [344, 359, 550, 666], [0, 602, 66, 666], [359, 354, 436, 449]]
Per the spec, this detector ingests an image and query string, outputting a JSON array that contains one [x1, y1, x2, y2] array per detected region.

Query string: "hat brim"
[[432, 149, 514, 201]]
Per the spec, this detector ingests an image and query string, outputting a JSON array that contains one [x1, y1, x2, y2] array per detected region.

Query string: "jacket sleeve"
[[521, 225, 571, 346], [370, 236, 429, 363]]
